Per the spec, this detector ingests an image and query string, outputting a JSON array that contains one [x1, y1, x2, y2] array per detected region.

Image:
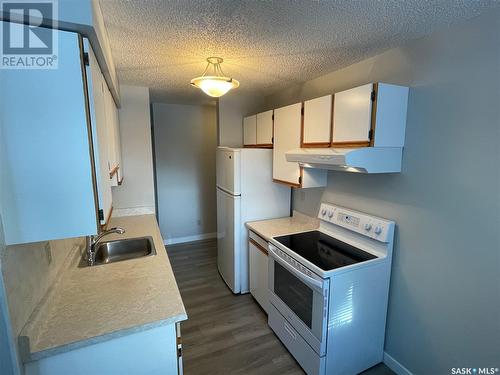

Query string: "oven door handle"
[[269, 248, 324, 293]]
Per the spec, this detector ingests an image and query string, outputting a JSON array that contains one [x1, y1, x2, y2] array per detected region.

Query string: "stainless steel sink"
[[82, 236, 156, 266]]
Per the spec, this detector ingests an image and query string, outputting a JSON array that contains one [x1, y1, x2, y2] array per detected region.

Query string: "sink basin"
[[88, 236, 156, 266]]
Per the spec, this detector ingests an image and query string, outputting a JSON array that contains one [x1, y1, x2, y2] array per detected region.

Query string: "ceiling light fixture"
[[190, 57, 239, 98]]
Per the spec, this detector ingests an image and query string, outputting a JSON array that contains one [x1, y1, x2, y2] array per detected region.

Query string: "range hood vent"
[[285, 147, 403, 174]]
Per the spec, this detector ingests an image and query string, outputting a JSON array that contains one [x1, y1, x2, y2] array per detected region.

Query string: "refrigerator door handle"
[[217, 186, 241, 197]]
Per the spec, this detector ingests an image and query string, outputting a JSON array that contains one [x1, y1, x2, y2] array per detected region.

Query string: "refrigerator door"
[[217, 187, 241, 293], [216, 147, 241, 195]]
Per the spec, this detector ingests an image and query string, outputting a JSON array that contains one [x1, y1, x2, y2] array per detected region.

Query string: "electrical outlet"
[[44, 242, 52, 264]]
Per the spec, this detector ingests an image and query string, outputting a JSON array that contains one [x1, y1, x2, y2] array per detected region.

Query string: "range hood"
[[285, 147, 403, 173]]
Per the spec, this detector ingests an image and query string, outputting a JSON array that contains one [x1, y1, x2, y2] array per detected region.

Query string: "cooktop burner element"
[[274, 230, 376, 271]]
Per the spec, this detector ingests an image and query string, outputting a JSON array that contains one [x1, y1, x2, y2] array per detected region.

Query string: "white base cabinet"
[[25, 324, 180, 375], [248, 230, 269, 313]]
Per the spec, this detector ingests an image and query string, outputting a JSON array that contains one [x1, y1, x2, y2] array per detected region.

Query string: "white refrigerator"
[[216, 147, 291, 294]]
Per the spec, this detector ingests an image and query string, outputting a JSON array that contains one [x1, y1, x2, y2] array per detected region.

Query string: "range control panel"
[[318, 203, 395, 243]]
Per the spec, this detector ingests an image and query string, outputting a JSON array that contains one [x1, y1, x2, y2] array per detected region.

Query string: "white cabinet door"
[[332, 83, 373, 145], [249, 240, 269, 313], [256, 110, 273, 146], [85, 39, 113, 225], [303, 95, 332, 146], [0, 27, 98, 244], [104, 85, 122, 186], [273, 103, 302, 186], [243, 115, 257, 146]]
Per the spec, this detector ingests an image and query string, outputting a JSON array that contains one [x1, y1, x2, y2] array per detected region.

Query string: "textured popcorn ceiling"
[[99, 0, 495, 104]]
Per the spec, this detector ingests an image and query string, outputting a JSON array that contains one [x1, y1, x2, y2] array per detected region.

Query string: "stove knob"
[[374, 226, 382, 235], [364, 223, 372, 231], [328, 210, 334, 219], [321, 209, 327, 216]]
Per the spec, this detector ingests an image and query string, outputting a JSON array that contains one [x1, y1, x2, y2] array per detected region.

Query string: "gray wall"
[[0, 210, 83, 374], [112, 85, 156, 215], [261, 11, 500, 374], [152, 103, 217, 243]]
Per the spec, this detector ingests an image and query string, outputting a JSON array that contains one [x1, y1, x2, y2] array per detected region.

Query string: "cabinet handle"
[[284, 322, 297, 340]]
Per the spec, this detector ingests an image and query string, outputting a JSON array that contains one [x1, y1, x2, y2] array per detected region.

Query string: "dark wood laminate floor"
[[167, 239, 394, 375]]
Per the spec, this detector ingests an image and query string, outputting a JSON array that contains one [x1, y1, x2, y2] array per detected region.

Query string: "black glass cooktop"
[[274, 230, 376, 271]]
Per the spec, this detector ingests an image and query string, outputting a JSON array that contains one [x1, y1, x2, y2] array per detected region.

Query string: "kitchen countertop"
[[245, 211, 319, 242], [19, 214, 187, 362]]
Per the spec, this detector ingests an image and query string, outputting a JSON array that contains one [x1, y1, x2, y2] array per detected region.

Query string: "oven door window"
[[274, 262, 313, 328]]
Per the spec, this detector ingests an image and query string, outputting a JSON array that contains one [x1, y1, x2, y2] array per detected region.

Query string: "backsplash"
[[0, 214, 84, 337]]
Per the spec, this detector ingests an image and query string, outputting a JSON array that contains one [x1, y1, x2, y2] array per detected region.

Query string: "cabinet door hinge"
[[301, 107, 304, 115], [371, 90, 376, 102], [368, 129, 373, 140], [298, 176, 302, 184], [271, 136, 274, 144], [83, 52, 89, 66], [272, 114, 274, 121], [98, 209, 104, 221]]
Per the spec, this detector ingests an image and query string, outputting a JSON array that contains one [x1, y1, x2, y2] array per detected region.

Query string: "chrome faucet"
[[85, 227, 125, 266]]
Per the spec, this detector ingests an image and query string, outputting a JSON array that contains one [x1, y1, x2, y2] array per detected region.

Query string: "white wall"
[[152, 103, 217, 244], [217, 92, 265, 147], [260, 11, 500, 374], [112, 85, 156, 216]]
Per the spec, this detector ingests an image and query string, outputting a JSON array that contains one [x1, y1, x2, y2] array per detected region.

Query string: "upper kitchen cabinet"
[[244, 111, 273, 148], [256, 110, 273, 147], [273, 103, 326, 188], [243, 115, 257, 146], [0, 28, 99, 245], [103, 85, 123, 186], [84, 39, 113, 225], [332, 83, 409, 147], [302, 95, 332, 147]]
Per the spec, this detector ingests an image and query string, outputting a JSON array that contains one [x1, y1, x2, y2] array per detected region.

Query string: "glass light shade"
[[190, 76, 240, 98]]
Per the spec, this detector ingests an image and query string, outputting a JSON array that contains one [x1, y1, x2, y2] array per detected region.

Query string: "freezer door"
[[217, 188, 241, 293], [216, 148, 241, 195]]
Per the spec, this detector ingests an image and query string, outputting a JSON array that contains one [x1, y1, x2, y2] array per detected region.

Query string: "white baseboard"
[[112, 206, 155, 217], [384, 352, 412, 375], [164, 232, 216, 245]]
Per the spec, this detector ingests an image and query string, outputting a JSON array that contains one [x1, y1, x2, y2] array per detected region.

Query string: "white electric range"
[[267, 203, 395, 375]]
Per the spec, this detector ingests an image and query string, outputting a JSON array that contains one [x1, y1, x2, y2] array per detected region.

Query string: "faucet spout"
[[86, 227, 126, 266]]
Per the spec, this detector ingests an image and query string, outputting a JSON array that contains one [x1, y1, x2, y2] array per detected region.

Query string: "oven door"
[[268, 244, 329, 355]]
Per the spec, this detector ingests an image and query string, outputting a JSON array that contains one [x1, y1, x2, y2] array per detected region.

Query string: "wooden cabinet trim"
[[109, 165, 119, 178], [330, 141, 371, 148], [249, 238, 268, 256], [273, 178, 301, 188], [302, 142, 331, 148], [244, 144, 273, 148]]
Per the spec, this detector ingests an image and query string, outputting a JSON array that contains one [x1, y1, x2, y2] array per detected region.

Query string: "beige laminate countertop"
[[245, 211, 319, 242], [20, 214, 187, 362]]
